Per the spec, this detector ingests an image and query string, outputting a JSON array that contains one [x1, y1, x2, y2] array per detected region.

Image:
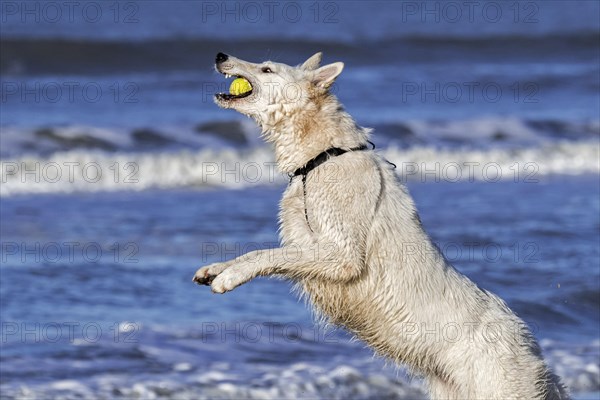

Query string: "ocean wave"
[[1, 141, 598, 197], [0, 121, 263, 159], [0, 339, 597, 399], [2, 117, 598, 159]]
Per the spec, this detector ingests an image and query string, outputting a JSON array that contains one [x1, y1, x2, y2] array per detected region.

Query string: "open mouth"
[[215, 74, 253, 101]]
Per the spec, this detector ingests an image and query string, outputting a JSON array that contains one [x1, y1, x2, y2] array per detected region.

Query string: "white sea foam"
[[1, 140, 598, 197], [381, 140, 600, 183], [1, 344, 598, 399]]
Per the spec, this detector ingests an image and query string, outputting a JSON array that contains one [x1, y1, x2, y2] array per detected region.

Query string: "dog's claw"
[[192, 269, 217, 286]]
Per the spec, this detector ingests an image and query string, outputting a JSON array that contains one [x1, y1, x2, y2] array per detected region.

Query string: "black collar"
[[292, 144, 369, 178]]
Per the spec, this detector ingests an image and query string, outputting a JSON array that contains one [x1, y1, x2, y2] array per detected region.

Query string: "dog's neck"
[[259, 94, 370, 173]]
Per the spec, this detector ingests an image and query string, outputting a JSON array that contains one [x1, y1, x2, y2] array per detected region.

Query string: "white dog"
[[193, 52, 568, 399]]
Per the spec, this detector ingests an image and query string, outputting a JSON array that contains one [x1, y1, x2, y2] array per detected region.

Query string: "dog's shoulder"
[[307, 150, 385, 213], [309, 150, 380, 186]]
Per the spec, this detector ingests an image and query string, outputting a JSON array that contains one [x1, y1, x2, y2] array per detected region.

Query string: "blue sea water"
[[1, 0, 599, 398]]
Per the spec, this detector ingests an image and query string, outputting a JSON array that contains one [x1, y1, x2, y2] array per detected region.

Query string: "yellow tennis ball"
[[229, 78, 252, 96]]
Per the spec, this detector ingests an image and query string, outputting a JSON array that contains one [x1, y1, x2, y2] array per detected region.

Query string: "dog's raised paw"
[[210, 270, 242, 294], [210, 276, 230, 294], [192, 268, 217, 286]]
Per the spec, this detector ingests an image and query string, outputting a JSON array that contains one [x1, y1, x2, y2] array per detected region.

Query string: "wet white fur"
[[195, 53, 569, 399]]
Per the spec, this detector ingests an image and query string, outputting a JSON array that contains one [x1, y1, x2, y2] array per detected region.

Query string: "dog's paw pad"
[[193, 269, 217, 286]]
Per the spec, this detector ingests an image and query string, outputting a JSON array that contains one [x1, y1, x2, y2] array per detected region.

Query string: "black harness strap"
[[290, 144, 369, 232]]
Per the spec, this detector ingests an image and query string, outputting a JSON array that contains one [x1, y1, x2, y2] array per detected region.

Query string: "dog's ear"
[[301, 52, 322, 70], [312, 62, 344, 88]]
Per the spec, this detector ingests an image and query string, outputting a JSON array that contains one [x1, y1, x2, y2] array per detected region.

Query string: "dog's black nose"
[[216, 52, 228, 63]]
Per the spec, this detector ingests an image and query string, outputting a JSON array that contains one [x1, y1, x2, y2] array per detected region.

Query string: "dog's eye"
[[261, 67, 273, 73]]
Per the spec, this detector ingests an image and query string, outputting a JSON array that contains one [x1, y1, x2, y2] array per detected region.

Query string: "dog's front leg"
[[192, 248, 266, 289], [192, 260, 236, 286], [209, 244, 364, 293]]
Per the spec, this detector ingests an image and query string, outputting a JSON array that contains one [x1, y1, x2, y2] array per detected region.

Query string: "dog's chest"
[[279, 178, 314, 244]]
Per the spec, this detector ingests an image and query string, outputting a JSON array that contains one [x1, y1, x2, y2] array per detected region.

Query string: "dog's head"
[[214, 52, 343, 125]]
